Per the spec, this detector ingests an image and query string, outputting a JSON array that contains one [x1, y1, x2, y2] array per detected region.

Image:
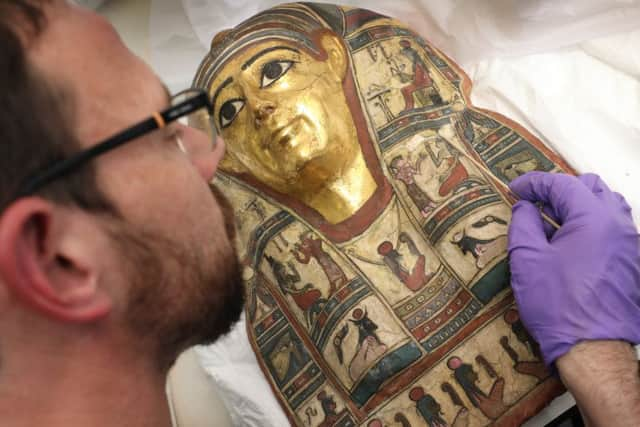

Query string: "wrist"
[[557, 340, 640, 427]]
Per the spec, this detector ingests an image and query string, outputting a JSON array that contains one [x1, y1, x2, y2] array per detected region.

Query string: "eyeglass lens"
[[173, 91, 217, 156]]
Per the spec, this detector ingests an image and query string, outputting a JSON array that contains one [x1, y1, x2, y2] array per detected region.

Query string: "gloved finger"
[[614, 192, 633, 214], [577, 173, 612, 197], [509, 172, 595, 223], [539, 202, 560, 239], [508, 200, 550, 254], [577, 173, 632, 214]]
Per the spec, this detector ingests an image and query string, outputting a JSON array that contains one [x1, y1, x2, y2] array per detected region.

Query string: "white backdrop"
[[145, 1, 640, 426], [180, 0, 640, 63]]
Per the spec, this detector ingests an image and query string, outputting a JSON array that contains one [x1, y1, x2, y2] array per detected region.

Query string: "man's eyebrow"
[[241, 46, 300, 71], [212, 77, 234, 111]]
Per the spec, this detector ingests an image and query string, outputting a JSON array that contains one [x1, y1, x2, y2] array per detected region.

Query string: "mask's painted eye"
[[219, 98, 245, 129], [261, 60, 294, 88]]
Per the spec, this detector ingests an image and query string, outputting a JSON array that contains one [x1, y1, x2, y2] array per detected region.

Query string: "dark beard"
[[106, 187, 244, 372]]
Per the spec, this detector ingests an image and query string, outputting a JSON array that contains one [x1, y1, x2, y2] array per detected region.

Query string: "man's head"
[[0, 0, 107, 212], [0, 0, 242, 373]]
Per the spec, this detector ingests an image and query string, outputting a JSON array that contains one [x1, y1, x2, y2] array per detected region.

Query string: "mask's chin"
[[247, 156, 303, 190]]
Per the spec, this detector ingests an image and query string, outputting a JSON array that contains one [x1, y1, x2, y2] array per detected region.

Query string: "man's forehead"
[[29, 2, 168, 143], [29, 4, 127, 88]]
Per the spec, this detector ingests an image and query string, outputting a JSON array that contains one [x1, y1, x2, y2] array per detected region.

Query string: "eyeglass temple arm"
[[14, 91, 211, 198], [15, 118, 159, 198]]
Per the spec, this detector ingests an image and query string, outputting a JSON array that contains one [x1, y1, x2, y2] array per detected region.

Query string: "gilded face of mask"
[[209, 37, 355, 190]]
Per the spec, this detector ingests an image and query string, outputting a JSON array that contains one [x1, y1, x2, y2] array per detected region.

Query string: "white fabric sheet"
[[148, 1, 640, 425]]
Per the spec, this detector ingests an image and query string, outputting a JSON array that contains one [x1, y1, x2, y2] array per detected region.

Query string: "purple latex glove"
[[508, 171, 640, 366]]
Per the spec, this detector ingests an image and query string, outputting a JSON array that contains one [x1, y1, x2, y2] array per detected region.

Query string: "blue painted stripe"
[[350, 341, 423, 406]]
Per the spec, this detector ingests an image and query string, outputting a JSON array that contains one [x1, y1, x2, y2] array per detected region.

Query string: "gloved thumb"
[[508, 200, 549, 256]]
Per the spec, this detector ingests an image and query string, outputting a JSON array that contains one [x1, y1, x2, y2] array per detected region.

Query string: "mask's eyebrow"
[[241, 46, 300, 71], [212, 76, 233, 111], [211, 46, 300, 111]]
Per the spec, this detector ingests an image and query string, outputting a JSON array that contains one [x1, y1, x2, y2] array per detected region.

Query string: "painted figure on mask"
[[388, 154, 438, 217], [447, 356, 508, 420], [293, 231, 348, 295], [408, 386, 448, 427], [194, 3, 573, 426], [347, 307, 388, 381]]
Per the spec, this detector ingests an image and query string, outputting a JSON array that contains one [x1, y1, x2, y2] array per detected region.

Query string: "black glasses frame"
[[15, 89, 212, 198]]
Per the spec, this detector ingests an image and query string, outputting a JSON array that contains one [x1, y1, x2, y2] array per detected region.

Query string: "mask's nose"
[[248, 98, 276, 130]]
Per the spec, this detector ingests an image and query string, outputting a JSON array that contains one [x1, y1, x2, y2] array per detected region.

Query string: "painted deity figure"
[[397, 39, 443, 111], [194, 3, 572, 426], [293, 231, 348, 294], [388, 154, 437, 217], [378, 232, 434, 291], [408, 386, 448, 427], [447, 356, 508, 420], [266, 255, 327, 327], [500, 308, 549, 380], [451, 229, 508, 270], [317, 391, 340, 427], [423, 137, 470, 198], [347, 308, 388, 381]]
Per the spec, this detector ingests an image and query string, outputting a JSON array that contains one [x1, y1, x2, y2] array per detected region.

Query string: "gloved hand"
[[508, 171, 640, 366]]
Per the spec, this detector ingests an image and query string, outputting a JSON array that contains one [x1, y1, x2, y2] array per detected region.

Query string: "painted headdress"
[[192, 2, 387, 90]]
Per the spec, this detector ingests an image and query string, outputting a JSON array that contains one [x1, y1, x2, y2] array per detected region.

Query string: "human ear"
[[318, 31, 348, 82], [0, 198, 112, 322]]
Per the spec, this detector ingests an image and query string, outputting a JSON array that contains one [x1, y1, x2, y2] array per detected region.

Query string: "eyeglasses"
[[15, 88, 216, 198]]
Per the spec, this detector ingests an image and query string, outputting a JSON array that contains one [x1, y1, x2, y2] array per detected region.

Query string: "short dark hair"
[[0, 0, 112, 212]]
